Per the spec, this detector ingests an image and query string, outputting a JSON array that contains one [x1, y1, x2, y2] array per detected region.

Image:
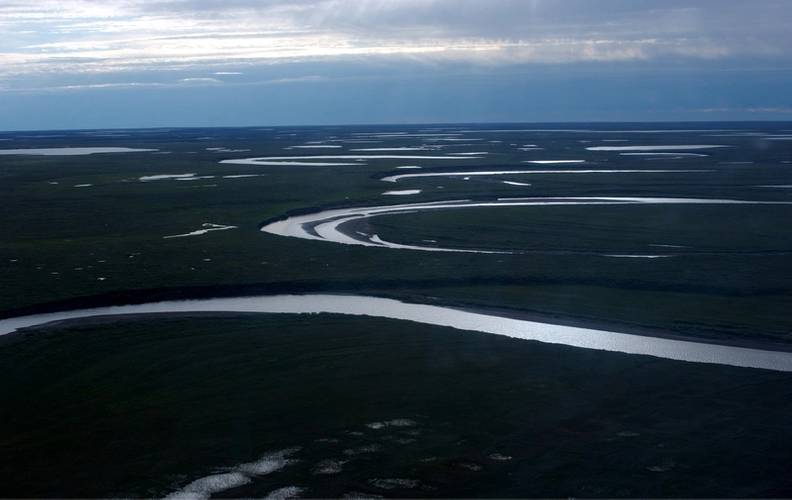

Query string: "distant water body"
[[0, 147, 157, 155], [2, 294, 792, 372]]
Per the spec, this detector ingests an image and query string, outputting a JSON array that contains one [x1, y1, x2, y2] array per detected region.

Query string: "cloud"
[[1, 0, 791, 92], [2, 74, 333, 93], [180, 77, 222, 84], [696, 106, 792, 114]]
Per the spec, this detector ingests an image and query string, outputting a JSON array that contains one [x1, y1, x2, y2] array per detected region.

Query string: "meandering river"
[[2, 294, 791, 372]]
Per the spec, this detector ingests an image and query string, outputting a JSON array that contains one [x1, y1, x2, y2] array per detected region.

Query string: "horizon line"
[[2, 119, 792, 134]]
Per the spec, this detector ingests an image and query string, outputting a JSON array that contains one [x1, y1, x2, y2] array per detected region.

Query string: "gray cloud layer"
[[1, 0, 791, 92]]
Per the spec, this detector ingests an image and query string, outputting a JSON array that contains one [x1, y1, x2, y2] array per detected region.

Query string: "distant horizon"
[[2, 119, 792, 135]]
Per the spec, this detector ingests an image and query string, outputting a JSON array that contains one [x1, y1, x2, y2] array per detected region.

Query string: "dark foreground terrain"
[[1, 122, 791, 497], [3, 315, 792, 498]]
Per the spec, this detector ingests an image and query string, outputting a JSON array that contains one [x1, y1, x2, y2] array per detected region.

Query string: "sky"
[[1, 0, 791, 130]]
